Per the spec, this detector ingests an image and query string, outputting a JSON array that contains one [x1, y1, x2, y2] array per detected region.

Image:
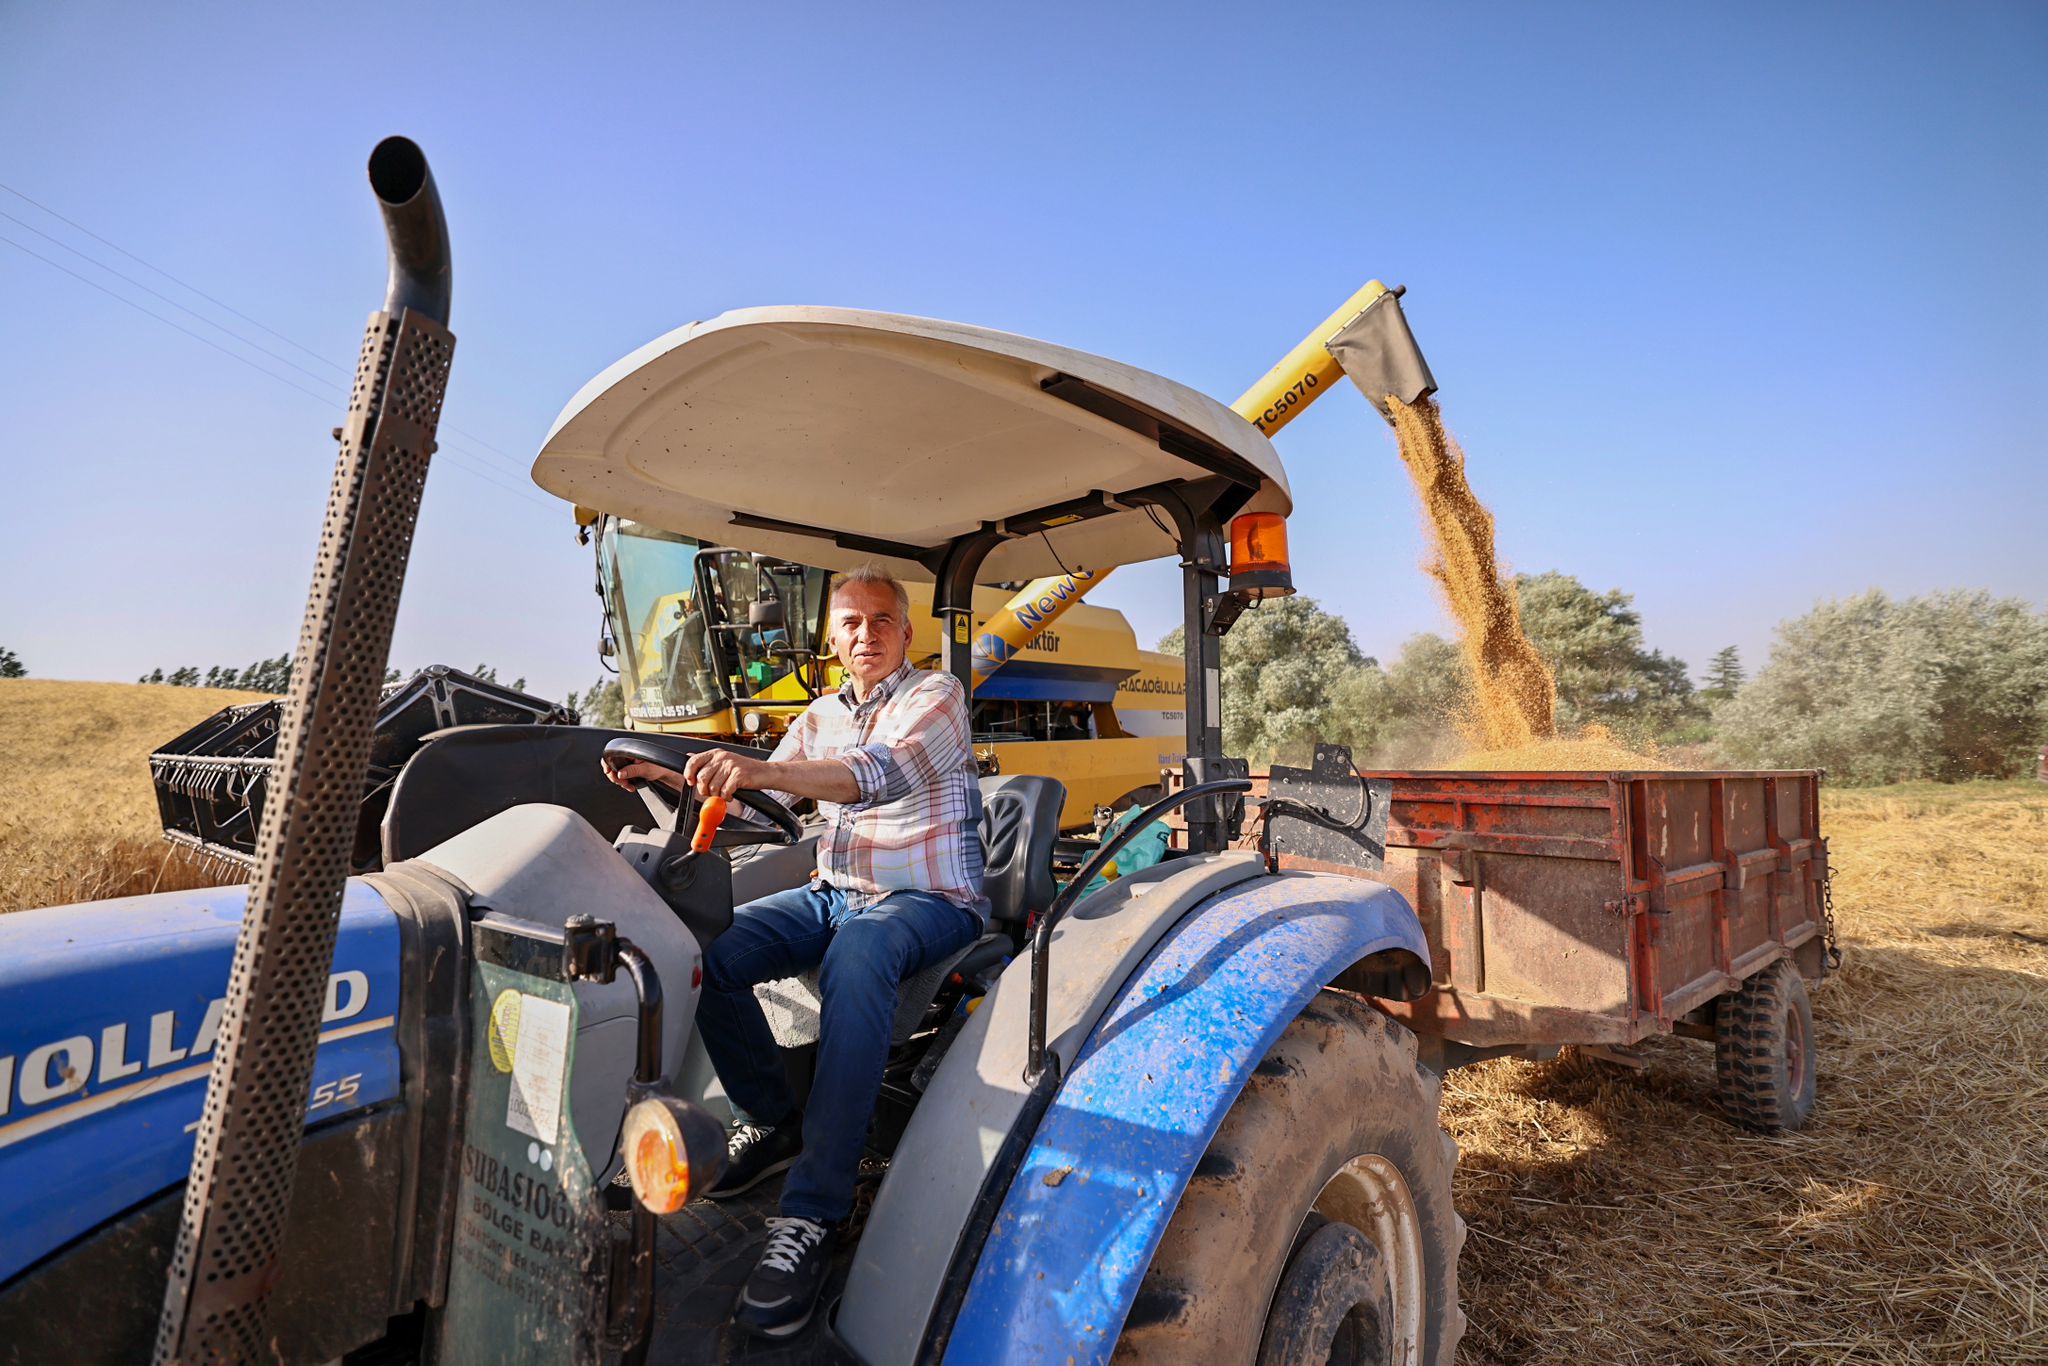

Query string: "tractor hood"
[[532, 307, 1291, 585], [0, 882, 400, 1283]]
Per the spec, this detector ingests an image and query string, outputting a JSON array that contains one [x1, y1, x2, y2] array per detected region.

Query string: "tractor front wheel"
[[1114, 991, 1465, 1365]]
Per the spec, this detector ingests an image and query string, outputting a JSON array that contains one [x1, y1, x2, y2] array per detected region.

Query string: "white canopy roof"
[[531, 306, 1290, 583]]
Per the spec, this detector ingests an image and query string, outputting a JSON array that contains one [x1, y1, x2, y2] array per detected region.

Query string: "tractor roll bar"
[[1024, 777, 1255, 1082]]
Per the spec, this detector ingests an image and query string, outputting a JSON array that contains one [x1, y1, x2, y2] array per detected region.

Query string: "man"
[[604, 565, 985, 1339]]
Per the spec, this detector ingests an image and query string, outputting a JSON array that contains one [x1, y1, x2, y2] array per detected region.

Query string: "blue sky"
[[2, 3, 2041, 703]]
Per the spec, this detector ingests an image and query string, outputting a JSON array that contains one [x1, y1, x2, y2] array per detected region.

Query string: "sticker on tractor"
[[487, 988, 521, 1072], [504, 993, 569, 1145]]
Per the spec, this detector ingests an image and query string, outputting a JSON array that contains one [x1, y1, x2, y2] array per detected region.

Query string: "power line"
[[0, 179, 346, 373], [0, 179, 538, 474], [0, 206, 341, 390], [0, 231, 552, 510], [0, 231, 340, 406]]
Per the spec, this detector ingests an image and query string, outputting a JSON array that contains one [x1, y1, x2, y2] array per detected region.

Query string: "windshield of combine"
[[701, 550, 830, 701], [599, 521, 832, 721], [600, 520, 723, 720]]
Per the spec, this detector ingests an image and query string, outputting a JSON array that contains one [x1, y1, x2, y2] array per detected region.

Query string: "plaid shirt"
[[763, 661, 987, 919]]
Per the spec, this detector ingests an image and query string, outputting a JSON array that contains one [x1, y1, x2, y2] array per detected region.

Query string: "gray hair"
[[830, 564, 912, 620]]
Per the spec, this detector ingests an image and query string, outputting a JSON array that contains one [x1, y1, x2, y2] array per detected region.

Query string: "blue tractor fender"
[[941, 870, 1429, 1366]]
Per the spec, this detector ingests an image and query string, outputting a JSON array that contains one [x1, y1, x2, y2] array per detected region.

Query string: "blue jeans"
[[695, 882, 981, 1222]]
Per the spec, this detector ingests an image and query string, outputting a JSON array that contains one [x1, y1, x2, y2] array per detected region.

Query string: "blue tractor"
[[0, 140, 1462, 1364]]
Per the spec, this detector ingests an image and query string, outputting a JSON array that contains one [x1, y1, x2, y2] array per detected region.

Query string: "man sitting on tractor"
[[604, 565, 987, 1339]]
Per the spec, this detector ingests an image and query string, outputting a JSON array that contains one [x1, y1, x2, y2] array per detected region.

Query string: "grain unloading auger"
[[963, 279, 1439, 681]]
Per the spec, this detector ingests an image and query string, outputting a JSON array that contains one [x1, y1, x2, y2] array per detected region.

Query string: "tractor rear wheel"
[[1114, 991, 1465, 1365], [1714, 957, 1817, 1133]]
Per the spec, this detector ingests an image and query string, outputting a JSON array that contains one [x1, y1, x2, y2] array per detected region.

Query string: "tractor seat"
[[754, 774, 1065, 1050]]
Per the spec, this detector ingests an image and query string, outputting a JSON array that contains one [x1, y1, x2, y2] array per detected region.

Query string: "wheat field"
[[3, 681, 2043, 1359], [0, 678, 269, 914]]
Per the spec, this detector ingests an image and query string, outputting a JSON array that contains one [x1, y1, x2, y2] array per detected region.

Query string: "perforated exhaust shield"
[[155, 158, 454, 1358]]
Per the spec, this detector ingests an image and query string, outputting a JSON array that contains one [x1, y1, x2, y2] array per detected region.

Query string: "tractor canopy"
[[531, 306, 1291, 585]]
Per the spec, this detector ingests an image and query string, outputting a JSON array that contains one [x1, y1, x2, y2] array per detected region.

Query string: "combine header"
[[150, 666, 573, 877]]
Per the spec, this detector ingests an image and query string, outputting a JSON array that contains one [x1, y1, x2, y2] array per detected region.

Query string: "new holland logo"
[[0, 971, 391, 1147]]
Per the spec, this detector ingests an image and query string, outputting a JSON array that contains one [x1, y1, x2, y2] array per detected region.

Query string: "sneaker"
[[732, 1215, 836, 1339], [702, 1119, 802, 1200]]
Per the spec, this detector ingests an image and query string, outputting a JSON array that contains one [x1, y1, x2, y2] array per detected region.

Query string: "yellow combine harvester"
[[583, 280, 1416, 831]]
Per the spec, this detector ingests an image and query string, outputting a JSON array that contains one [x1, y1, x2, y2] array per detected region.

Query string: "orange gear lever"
[[690, 795, 730, 854]]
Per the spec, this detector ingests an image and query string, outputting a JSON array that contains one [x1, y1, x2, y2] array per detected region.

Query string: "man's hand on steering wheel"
[[599, 736, 806, 847], [679, 748, 774, 801], [604, 759, 684, 795]]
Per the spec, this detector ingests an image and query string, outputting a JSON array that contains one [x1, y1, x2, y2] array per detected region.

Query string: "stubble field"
[[3, 680, 2043, 1360]]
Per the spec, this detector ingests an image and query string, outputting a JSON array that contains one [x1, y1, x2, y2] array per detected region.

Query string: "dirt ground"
[[1444, 782, 2048, 1364]]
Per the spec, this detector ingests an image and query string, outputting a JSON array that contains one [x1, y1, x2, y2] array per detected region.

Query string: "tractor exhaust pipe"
[[368, 136, 452, 323], [155, 138, 456, 1363]]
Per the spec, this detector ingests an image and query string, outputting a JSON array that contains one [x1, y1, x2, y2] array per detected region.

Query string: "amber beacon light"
[[1228, 512, 1295, 600], [623, 1094, 728, 1215]]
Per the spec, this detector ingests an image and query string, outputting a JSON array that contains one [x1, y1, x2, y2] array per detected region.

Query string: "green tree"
[[1160, 595, 1372, 765], [1717, 589, 2048, 783], [1702, 646, 1744, 703], [1371, 633, 1469, 765], [469, 663, 528, 692], [235, 656, 292, 692], [1515, 572, 1700, 741], [0, 647, 24, 679], [567, 677, 626, 728], [141, 654, 293, 691]]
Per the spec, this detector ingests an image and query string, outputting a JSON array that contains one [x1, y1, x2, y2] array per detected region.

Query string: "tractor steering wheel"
[[601, 735, 803, 848]]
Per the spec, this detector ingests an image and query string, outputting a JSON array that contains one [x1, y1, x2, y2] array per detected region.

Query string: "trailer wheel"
[[1115, 992, 1464, 1365], [1714, 958, 1817, 1133]]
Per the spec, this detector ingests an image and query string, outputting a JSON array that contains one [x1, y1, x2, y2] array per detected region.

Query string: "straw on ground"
[[3, 681, 2042, 1359], [1448, 781, 2048, 1363]]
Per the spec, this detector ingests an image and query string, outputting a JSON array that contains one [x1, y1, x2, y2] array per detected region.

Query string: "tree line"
[[135, 655, 528, 695], [16, 573, 2045, 785], [127, 647, 633, 729], [1165, 574, 2048, 785]]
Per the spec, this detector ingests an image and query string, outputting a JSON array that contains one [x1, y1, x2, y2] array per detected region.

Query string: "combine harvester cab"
[[2, 137, 1482, 1364]]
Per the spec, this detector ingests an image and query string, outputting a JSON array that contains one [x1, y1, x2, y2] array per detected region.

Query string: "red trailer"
[[1206, 766, 1835, 1131]]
